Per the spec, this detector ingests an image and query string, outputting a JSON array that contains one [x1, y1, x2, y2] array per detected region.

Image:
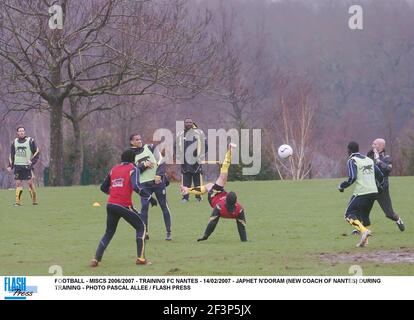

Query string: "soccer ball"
[[278, 144, 293, 159]]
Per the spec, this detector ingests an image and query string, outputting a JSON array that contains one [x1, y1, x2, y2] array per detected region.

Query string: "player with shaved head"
[[368, 138, 405, 231]]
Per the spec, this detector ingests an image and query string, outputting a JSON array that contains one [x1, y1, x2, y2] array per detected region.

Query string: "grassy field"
[[0, 177, 413, 276]]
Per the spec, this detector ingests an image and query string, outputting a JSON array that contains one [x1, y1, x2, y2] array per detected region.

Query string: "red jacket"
[[211, 192, 243, 219], [107, 163, 134, 207]]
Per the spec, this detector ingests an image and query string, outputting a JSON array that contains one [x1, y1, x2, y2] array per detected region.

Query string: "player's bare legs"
[[180, 143, 236, 196]]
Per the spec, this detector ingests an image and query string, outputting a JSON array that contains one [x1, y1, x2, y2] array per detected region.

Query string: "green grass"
[[0, 177, 413, 276]]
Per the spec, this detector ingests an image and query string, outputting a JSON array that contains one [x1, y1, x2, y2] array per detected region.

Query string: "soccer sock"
[[187, 185, 208, 195], [29, 188, 37, 204], [95, 242, 106, 262], [95, 228, 117, 262], [220, 149, 232, 174], [15, 187, 23, 204], [237, 219, 247, 242], [346, 218, 368, 233], [392, 214, 400, 222], [137, 238, 145, 261], [197, 174, 204, 200]]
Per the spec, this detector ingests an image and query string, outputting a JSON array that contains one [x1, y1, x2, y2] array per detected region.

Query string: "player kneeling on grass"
[[90, 150, 153, 267], [338, 141, 384, 248], [181, 143, 247, 242]]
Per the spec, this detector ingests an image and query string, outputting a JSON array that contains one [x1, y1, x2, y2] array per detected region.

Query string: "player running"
[[180, 143, 247, 242], [90, 150, 152, 267], [338, 141, 384, 248]]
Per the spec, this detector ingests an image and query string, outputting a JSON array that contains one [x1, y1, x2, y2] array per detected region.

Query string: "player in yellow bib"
[[338, 142, 384, 247], [130, 134, 172, 241], [7, 127, 40, 206]]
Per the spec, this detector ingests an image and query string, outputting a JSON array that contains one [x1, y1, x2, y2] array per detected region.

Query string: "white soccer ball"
[[278, 144, 293, 159]]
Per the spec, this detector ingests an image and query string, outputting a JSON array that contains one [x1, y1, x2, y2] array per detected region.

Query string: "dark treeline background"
[[1, 0, 414, 188]]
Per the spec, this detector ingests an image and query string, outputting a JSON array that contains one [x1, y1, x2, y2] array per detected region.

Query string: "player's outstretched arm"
[[130, 166, 152, 200], [338, 158, 357, 192], [100, 173, 111, 194]]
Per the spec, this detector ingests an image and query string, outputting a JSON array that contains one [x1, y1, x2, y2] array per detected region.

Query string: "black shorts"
[[208, 184, 225, 206], [14, 166, 33, 181], [345, 193, 376, 225]]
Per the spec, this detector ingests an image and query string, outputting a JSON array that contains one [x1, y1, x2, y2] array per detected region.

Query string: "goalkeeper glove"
[[150, 197, 158, 207]]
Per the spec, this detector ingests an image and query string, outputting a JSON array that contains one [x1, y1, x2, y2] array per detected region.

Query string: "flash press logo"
[[3, 277, 37, 300]]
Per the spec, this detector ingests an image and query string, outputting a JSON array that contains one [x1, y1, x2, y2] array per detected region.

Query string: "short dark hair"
[[121, 150, 136, 163], [16, 126, 25, 131], [129, 133, 140, 141], [347, 141, 359, 154], [225, 191, 237, 212]]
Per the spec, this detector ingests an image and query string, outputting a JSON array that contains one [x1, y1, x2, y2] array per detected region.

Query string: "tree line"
[[1, 0, 414, 187]]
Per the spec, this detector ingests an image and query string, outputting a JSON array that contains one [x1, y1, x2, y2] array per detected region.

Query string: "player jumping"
[[180, 143, 247, 242]]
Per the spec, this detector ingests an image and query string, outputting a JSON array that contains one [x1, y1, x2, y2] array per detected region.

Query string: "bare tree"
[[62, 95, 123, 184], [0, 0, 218, 185], [267, 75, 319, 180]]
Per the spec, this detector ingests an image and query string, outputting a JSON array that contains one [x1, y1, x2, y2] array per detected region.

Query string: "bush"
[[84, 132, 117, 184]]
